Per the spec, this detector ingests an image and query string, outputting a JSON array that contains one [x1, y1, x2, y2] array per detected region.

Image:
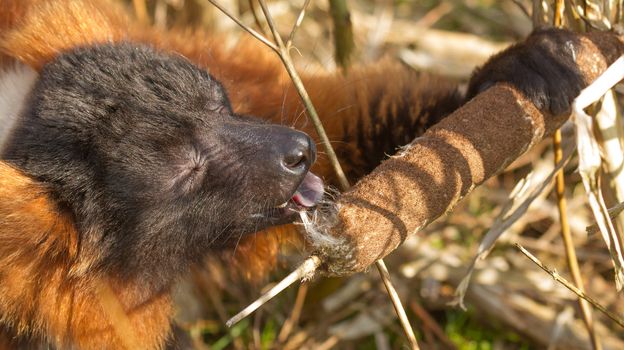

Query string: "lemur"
[[0, 0, 614, 348]]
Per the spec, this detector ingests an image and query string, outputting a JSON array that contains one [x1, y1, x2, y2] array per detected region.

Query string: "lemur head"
[[2, 43, 323, 283]]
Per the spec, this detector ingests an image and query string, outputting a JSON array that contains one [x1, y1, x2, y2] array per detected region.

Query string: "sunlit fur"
[[0, 0, 464, 348], [0, 162, 172, 349]]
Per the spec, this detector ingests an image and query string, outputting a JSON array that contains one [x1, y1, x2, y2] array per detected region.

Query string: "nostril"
[[275, 129, 315, 174], [282, 148, 307, 170]]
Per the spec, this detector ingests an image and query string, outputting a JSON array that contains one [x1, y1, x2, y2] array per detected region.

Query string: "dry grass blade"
[[594, 91, 624, 205], [454, 138, 575, 307], [516, 244, 624, 329], [593, 89, 624, 252], [587, 201, 624, 235], [572, 56, 624, 290], [226, 256, 321, 328]]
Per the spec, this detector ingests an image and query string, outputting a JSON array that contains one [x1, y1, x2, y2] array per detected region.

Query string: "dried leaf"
[[572, 56, 624, 290]]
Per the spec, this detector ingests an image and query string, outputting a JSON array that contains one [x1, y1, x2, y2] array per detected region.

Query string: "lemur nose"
[[279, 130, 315, 175]]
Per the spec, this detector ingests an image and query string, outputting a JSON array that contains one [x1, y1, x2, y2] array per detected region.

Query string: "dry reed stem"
[[516, 244, 624, 329], [375, 259, 420, 349], [553, 128, 600, 350], [551, 2, 600, 349]]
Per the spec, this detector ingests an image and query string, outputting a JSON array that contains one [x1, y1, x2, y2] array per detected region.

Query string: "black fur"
[[344, 74, 463, 180], [2, 43, 313, 288], [467, 28, 587, 116]]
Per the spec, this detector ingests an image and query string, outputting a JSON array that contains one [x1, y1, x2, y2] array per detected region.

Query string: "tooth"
[[276, 201, 288, 208]]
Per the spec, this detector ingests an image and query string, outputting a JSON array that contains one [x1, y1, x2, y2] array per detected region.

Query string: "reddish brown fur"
[[0, 0, 128, 69], [0, 0, 457, 347]]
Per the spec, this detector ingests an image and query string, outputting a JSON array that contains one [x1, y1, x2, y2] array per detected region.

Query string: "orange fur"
[[0, 162, 173, 349], [0, 0, 459, 347], [0, 0, 128, 69]]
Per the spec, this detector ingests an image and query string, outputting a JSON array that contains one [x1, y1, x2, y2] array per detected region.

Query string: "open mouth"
[[259, 172, 325, 223]]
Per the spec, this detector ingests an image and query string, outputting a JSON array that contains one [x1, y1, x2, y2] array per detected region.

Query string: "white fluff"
[[297, 187, 344, 249], [0, 64, 38, 152]]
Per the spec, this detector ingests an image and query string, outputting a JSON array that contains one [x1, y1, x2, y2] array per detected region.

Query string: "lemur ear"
[[0, 0, 128, 70]]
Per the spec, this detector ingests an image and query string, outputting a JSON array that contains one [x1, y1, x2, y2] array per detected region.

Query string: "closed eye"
[[209, 103, 230, 115], [170, 146, 208, 193]]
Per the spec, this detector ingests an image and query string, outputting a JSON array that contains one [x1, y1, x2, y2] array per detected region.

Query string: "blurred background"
[[118, 1, 624, 349]]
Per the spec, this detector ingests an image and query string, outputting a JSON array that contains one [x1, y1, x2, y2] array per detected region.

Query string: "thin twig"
[[516, 244, 624, 329], [226, 256, 321, 327], [286, 0, 312, 49], [206, 0, 278, 52], [247, 0, 267, 35], [255, 0, 350, 191], [376, 260, 420, 349]]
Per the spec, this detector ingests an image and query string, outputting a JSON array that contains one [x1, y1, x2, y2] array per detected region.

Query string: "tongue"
[[292, 172, 324, 207]]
